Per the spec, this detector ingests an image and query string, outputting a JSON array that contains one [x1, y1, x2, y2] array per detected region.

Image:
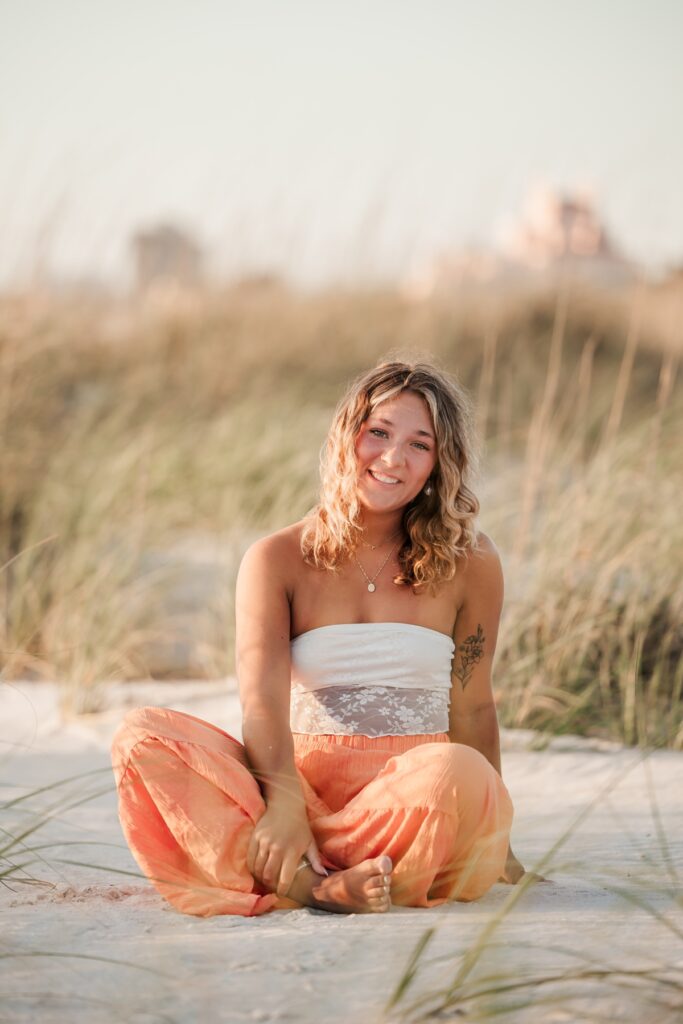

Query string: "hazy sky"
[[2, 0, 682, 287]]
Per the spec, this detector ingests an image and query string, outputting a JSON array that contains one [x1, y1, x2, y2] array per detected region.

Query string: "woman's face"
[[354, 390, 438, 512]]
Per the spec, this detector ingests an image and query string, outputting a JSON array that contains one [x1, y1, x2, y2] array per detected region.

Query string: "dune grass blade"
[[434, 969, 683, 1024], [0, 860, 34, 880], [19, 840, 127, 854], [0, 785, 113, 857], [385, 928, 436, 1010], [1, 839, 133, 886], [644, 759, 680, 888], [49, 859, 146, 880], [0, 766, 112, 810], [0, 949, 168, 976], [598, 884, 683, 939], [393, 964, 683, 1023], [406, 965, 683, 1023], [386, 748, 654, 1016], [2, 992, 179, 1024], [422, 938, 622, 973]]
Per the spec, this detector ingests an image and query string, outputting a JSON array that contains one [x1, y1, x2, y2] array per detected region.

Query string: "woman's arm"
[[235, 535, 325, 895], [236, 535, 299, 802], [448, 532, 525, 883]]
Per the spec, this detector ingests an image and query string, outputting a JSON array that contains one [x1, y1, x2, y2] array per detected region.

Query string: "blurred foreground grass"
[[385, 752, 683, 1023], [2, 749, 681, 1023], [0, 280, 681, 744]]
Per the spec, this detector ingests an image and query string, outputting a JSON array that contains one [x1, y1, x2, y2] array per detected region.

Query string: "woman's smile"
[[367, 469, 401, 486], [355, 391, 437, 506]]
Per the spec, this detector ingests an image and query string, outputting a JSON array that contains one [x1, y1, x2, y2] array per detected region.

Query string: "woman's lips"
[[367, 469, 401, 486]]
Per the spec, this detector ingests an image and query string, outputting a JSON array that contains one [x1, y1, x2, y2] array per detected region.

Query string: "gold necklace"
[[358, 528, 402, 551], [353, 540, 399, 593]]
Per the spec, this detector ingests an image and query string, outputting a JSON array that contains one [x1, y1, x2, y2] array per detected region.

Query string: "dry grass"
[[0, 279, 681, 742], [385, 755, 683, 1022]]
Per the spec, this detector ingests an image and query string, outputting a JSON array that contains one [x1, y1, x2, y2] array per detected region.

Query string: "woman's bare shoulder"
[[238, 521, 307, 585], [460, 530, 504, 589], [472, 530, 501, 559]]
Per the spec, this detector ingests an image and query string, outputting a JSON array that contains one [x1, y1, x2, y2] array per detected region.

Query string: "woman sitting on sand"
[[112, 358, 524, 916]]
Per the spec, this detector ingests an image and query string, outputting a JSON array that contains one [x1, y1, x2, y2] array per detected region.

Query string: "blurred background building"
[[132, 224, 203, 293], [403, 186, 636, 300]]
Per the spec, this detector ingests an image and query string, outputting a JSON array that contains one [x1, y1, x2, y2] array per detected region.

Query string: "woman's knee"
[[113, 705, 186, 752], [404, 741, 490, 776], [111, 706, 169, 775], [400, 742, 501, 813], [122, 705, 167, 733], [446, 742, 493, 775]]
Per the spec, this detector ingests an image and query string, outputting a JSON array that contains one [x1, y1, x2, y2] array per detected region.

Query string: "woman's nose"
[[382, 444, 406, 467]]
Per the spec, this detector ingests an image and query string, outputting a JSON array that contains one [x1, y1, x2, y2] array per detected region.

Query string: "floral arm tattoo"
[[454, 624, 486, 691]]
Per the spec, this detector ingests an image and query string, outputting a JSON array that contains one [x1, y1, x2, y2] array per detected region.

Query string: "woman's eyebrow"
[[373, 415, 434, 440]]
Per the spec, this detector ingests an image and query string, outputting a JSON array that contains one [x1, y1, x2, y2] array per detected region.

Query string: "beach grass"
[[0, 279, 681, 745], [2, 751, 681, 1023], [385, 751, 683, 1023]]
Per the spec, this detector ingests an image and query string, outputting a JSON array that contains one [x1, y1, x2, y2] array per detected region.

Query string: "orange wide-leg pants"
[[111, 706, 513, 917]]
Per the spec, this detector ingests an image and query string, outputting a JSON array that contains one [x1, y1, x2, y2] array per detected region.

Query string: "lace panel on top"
[[290, 685, 450, 737]]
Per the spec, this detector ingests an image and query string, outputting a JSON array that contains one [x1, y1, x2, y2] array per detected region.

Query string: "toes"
[[367, 864, 392, 913]]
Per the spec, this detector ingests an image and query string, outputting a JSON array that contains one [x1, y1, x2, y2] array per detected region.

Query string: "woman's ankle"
[[284, 864, 328, 907]]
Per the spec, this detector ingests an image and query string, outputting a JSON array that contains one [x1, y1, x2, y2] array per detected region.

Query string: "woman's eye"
[[369, 428, 429, 451]]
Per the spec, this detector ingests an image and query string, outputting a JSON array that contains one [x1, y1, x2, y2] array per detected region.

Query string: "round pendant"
[[367, 582, 376, 592]]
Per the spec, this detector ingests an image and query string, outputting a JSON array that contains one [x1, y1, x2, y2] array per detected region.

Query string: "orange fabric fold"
[[111, 706, 513, 917]]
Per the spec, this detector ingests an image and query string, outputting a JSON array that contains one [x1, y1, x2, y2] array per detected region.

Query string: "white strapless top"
[[289, 622, 455, 737]]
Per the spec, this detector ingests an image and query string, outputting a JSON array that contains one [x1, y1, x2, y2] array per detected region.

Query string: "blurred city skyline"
[[2, 0, 682, 290]]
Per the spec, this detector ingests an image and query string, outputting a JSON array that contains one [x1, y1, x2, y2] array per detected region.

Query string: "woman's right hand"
[[247, 799, 327, 897]]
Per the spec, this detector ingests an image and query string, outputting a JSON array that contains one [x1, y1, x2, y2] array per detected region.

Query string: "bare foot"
[[312, 855, 393, 914], [289, 855, 393, 914]]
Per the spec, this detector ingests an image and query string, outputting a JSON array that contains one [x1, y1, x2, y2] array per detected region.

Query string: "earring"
[[424, 482, 433, 496]]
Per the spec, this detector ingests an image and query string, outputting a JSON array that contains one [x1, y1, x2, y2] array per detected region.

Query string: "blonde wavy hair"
[[300, 357, 482, 594]]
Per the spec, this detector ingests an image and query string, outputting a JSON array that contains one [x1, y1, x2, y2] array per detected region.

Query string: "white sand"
[[2, 680, 681, 1023]]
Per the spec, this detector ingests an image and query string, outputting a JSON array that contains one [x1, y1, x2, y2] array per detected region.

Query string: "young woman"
[[112, 359, 524, 917]]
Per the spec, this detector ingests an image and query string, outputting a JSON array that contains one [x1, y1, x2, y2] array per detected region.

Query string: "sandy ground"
[[1, 680, 681, 1024]]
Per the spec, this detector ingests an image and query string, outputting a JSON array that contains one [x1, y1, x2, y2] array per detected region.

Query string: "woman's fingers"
[[246, 834, 259, 877], [250, 832, 273, 884], [248, 817, 321, 892], [306, 841, 328, 876], [277, 849, 302, 897], [260, 847, 283, 890], [253, 848, 269, 883]]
